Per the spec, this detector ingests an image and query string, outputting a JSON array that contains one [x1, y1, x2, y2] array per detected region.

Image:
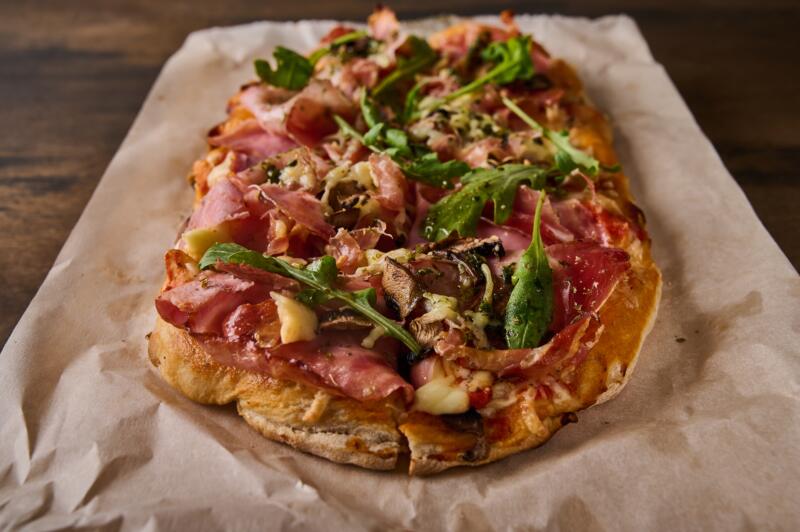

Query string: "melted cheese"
[[270, 292, 318, 344], [413, 376, 470, 415], [181, 224, 232, 261]]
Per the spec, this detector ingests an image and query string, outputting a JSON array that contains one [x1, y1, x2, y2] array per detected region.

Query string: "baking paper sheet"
[[1, 14, 798, 531]]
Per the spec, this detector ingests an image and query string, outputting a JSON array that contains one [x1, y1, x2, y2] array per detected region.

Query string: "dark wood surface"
[[1, 1, 798, 347]]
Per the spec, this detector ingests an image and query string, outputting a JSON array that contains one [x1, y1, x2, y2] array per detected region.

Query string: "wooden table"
[[1, 0, 797, 346]]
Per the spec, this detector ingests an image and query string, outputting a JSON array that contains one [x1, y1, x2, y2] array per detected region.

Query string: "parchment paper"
[[1, 14, 798, 531]]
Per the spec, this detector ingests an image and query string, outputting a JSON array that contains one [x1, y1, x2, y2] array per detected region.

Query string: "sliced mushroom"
[[319, 309, 373, 331], [326, 180, 369, 230], [328, 207, 360, 229], [409, 319, 443, 350], [382, 258, 422, 320], [419, 235, 505, 258]]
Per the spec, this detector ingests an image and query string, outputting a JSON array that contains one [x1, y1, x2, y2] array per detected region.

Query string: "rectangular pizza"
[[148, 7, 662, 475]]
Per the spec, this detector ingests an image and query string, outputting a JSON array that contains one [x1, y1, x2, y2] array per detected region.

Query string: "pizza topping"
[[319, 308, 373, 331], [504, 191, 553, 348], [254, 46, 315, 91], [502, 96, 600, 175], [438, 313, 602, 381], [367, 5, 400, 42], [240, 79, 355, 148], [369, 153, 409, 213], [185, 178, 249, 232], [422, 163, 549, 242], [325, 224, 385, 274], [548, 241, 630, 332], [381, 258, 422, 320], [284, 80, 357, 146], [208, 120, 297, 161], [200, 243, 421, 354], [270, 291, 318, 343], [413, 376, 470, 415], [256, 183, 334, 239], [417, 35, 535, 115], [163, 249, 199, 291], [270, 333, 414, 403], [155, 272, 271, 335], [222, 299, 281, 347]]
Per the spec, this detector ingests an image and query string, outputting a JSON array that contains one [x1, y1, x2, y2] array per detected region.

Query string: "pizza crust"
[[148, 317, 405, 470]]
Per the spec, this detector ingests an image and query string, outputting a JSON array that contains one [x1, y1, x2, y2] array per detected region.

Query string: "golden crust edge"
[[148, 316, 403, 471]]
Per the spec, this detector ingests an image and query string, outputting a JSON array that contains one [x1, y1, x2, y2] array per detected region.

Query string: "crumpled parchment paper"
[[1, 14, 798, 531]]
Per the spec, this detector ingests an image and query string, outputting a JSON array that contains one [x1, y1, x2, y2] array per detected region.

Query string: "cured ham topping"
[[258, 183, 334, 238], [269, 334, 414, 403], [548, 242, 631, 332], [155, 272, 271, 335], [505, 186, 575, 245], [368, 5, 400, 41], [368, 153, 409, 212], [186, 178, 249, 231], [239, 80, 355, 148], [208, 119, 297, 160], [436, 314, 602, 381], [326, 224, 385, 274]]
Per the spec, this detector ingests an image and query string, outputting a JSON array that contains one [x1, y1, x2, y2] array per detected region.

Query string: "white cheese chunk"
[[270, 292, 318, 344], [413, 376, 470, 415], [181, 224, 232, 261]]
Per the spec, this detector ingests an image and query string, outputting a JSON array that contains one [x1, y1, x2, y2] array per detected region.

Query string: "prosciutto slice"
[[368, 5, 399, 41], [155, 272, 270, 334], [208, 119, 297, 160], [258, 183, 334, 238], [436, 315, 603, 381], [240, 80, 355, 148], [196, 330, 413, 403], [269, 334, 414, 403], [548, 241, 631, 332], [186, 178, 249, 231], [369, 153, 408, 212], [326, 223, 386, 274], [505, 186, 575, 245]]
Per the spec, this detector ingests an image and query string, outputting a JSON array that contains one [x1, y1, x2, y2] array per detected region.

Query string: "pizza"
[[148, 7, 662, 475]]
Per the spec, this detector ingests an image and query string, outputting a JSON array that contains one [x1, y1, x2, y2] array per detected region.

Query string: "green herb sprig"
[[200, 243, 421, 354], [372, 36, 437, 98], [501, 96, 600, 175], [421, 164, 549, 241], [417, 36, 534, 114], [333, 92, 470, 188], [255, 31, 367, 91], [504, 191, 553, 348]]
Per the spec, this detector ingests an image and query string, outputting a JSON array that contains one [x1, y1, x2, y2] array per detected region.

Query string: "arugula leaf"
[[360, 90, 383, 129], [254, 47, 313, 90], [200, 243, 421, 354], [421, 164, 548, 241], [501, 96, 600, 176], [335, 98, 470, 188], [399, 153, 469, 189], [504, 191, 553, 349], [419, 36, 534, 113], [402, 81, 425, 123], [480, 36, 535, 84], [372, 36, 437, 98], [308, 30, 369, 65]]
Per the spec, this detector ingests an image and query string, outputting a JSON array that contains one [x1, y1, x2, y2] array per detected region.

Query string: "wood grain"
[[1, 0, 797, 346]]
